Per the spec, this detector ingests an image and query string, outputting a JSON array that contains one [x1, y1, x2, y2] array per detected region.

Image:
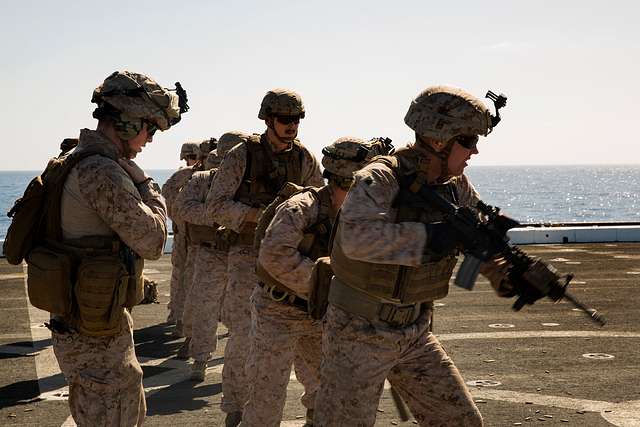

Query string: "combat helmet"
[[217, 131, 250, 158], [322, 136, 394, 189], [180, 142, 201, 160], [204, 150, 221, 170], [404, 86, 492, 144], [258, 89, 305, 120], [92, 70, 189, 140]]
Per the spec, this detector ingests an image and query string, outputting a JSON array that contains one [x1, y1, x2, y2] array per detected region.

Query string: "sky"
[[1, 0, 639, 171]]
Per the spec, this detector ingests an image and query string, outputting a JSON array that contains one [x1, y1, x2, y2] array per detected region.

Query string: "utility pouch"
[[213, 227, 238, 252], [26, 245, 73, 316], [74, 256, 128, 336], [123, 255, 145, 308], [308, 256, 333, 320]]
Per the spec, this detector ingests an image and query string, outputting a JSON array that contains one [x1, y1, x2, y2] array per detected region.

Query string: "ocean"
[[1, 165, 639, 241]]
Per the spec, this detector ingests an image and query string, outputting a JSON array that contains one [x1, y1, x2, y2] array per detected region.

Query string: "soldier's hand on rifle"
[[480, 256, 515, 297], [424, 222, 461, 256]]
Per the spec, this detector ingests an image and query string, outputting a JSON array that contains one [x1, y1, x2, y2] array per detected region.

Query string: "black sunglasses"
[[453, 135, 479, 150], [275, 115, 301, 125], [184, 154, 198, 161]]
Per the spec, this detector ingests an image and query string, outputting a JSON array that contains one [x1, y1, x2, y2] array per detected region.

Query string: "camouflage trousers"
[[52, 310, 146, 427], [182, 244, 228, 361], [314, 304, 483, 427], [241, 288, 322, 427], [167, 230, 187, 323], [173, 245, 196, 335], [221, 244, 257, 413]]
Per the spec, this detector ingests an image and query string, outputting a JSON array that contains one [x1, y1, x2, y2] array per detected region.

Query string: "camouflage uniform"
[[242, 137, 392, 427], [314, 87, 496, 427], [162, 164, 196, 327], [50, 71, 186, 427], [206, 100, 323, 419], [174, 164, 227, 365], [242, 190, 326, 427]]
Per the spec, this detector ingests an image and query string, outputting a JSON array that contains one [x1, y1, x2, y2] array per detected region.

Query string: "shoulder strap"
[[43, 145, 118, 241]]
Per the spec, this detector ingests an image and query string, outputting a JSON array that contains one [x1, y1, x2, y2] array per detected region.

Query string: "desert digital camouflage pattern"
[[313, 148, 482, 426], [54, 128, 167, 426], [174, 170, 227, 362], [52, 311, 146, 426], [205, 140, 323, 232], [334, 154, 480, 267], [92, 70, 181, 131], [217, 131, 250, 159], [205, 136, 322, 416], [242, 290, 321, 427], [258, 88, 305, 119], [314, 305, 482, 427], [242, 189, 329, 426], [321, 136, 372, 177], [404, 86, 491, 142], [162, 166, 196, 325], [180, 142, 201, 160], [258, 190, 326, 298]]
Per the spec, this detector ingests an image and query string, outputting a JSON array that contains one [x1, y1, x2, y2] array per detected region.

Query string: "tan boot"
[[176, 337, 191, 360], [190, 360, 206, 382], [224, 411, 242, 427], [303, 408, 314, 426]]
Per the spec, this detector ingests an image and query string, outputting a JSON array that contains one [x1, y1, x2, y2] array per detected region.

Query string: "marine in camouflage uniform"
[[52, 71, 187, 426], [242, 137, 392, 427], [175, 132, 249, 380], [205, 89, 323, 426], [162, 142, 200, 331], [314, 86, 508, 427]]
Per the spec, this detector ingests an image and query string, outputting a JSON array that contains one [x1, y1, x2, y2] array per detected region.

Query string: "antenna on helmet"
[[485, 90, 507, 130]]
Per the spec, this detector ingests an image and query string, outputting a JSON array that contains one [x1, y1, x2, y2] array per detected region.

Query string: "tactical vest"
[[184, 169, 220, 245], [256, 186, 334, 296], [14, 139, 144, 335], [330, 147, 459, 304], [234, 133, 305, 207], [233, 133, 305, 243]]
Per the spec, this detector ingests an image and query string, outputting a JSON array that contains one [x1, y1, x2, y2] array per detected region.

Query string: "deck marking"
[[472, 388, 640, 427], [438, 330, 640, 341]]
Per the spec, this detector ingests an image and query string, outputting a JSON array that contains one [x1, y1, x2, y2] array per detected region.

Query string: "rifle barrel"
[[562, 291, 607, 327]]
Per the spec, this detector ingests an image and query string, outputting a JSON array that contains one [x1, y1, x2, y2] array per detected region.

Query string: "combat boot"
[[172, 319, 184, 337], [303, 408, 314, 426], [176, 337, 191, 360], [190, 360, 206, 382], [224, 411, 242, 427]]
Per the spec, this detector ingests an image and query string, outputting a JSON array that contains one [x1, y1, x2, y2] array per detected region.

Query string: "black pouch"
[[308, 256, 333, 320]]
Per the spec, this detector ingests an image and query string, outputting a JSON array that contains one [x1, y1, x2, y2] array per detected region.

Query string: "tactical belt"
[[329, 277, 425, 328], [257, 282, 308, 313]]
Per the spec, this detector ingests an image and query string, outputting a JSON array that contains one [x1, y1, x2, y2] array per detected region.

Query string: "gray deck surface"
[[0, 243, 638, 426]]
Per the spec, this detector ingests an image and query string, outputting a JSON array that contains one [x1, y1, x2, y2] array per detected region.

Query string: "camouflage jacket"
[[338, 143, 480, 267], [205, 135, 324, 233], [60, 129, 167, 259], [258, 189, 329, 298], [173, 169, 216, 226]]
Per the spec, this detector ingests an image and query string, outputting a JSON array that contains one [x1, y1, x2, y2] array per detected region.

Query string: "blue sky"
[[1, 0, 638, 170]]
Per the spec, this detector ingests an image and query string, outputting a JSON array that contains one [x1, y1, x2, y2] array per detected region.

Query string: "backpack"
[[3, 144, 117, 265]]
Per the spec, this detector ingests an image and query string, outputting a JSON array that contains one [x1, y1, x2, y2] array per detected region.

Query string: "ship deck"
[[1, 243, 639, 426]]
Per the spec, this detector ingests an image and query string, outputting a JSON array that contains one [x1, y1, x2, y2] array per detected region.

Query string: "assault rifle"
[[397, 180, 607, 327]]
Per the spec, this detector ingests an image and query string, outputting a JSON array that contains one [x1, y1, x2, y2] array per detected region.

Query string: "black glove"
[[424, 222, 460, 256]]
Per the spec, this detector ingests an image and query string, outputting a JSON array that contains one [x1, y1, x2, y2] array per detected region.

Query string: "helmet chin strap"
[[266, 119, 296, 145], [415, 135, 453, 184]]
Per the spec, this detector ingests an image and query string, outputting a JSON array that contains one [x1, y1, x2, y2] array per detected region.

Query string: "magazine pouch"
[[74, 256, 128, 336]]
